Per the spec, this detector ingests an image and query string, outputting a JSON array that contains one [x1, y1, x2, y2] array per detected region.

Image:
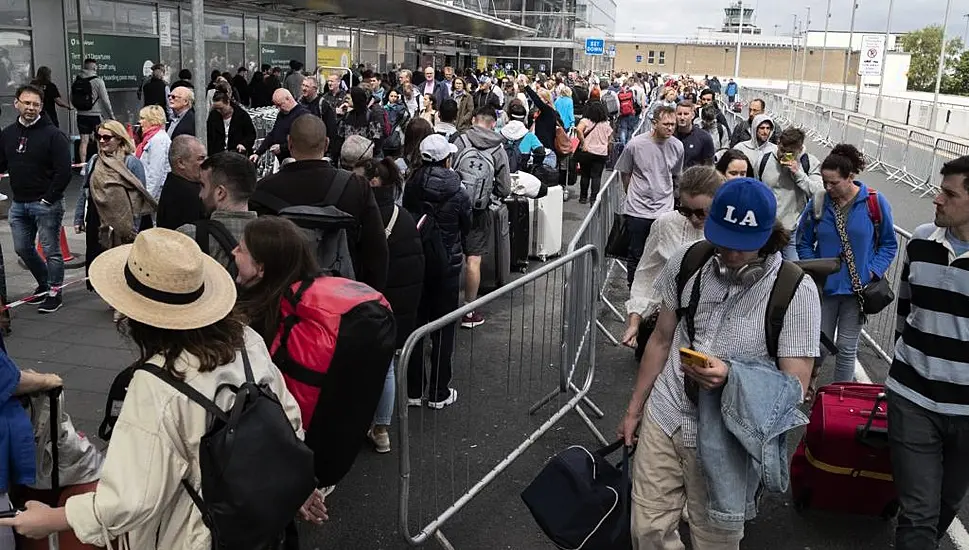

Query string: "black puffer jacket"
[[374, 186, 425, 348], [402, 165, 471, 282]]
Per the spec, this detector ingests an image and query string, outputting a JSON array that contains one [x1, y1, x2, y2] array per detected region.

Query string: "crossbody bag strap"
[[324, 169, 352, 205], [833, 203, 867, 314]]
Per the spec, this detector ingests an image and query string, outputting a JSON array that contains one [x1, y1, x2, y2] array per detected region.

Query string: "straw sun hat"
[[89, 228, 237, 330]]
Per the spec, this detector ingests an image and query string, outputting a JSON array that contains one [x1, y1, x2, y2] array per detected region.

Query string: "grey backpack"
[[454, 135, 500, 210]]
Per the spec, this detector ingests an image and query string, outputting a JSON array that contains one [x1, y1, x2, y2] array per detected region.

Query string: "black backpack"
[[71, 76, 98, 111], [250, 170, 358, 280], [116, 348, 316, 549], [193, 219, 240, 279], [504, 137, 523, 174], [675, 241, 805, 403]]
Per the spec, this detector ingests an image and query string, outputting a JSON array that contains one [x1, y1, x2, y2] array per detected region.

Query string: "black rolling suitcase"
[[480, 204, 512, 291], [505, 196, 530, 273]]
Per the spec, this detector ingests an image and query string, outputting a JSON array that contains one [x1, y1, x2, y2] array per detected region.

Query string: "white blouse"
[[625, 210, 705, 317]]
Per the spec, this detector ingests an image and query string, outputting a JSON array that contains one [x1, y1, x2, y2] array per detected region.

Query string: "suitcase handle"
[[855, 392, 888, 450], [48, 387, 62, 492]]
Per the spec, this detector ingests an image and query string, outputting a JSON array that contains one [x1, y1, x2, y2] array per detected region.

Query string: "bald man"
[[418, 66, 448, 111], [249, 88, 311, 163]]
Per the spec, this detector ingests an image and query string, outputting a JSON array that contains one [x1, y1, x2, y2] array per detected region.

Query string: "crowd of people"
[[0, 61, 965, 550]]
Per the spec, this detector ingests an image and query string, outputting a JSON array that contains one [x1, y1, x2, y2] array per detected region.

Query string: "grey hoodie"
[[733, 113, 776, 173], [76, 69, 114, 120], [453, 126, 511, 201], [758, 148, 824, 230]]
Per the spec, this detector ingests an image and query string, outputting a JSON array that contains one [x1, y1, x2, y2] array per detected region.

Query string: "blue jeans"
[[10, 200, 65, 289], [618, 115, 639, 145], [374, 357, 395, 426], [818, 293, 863, 382], [782, 228, 799, 261]]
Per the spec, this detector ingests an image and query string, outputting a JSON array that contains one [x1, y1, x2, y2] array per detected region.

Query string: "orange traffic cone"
[[31, 227, 85, 269]]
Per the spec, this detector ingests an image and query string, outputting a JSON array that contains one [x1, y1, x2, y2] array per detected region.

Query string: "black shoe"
[[37, 291, 62, 314], [578, 197, 588, 204], [24, 286, 48, 305]]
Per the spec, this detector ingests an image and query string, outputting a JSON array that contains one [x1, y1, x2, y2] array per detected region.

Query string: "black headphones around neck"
[[712, 253, 768, 286]]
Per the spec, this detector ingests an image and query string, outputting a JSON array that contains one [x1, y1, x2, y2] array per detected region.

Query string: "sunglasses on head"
[[676, 205, 708, 219]]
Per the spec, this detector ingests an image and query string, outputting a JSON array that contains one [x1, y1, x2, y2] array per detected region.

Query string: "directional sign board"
[[858, 34, 886, 77], [585, 38, 604, 56], [608, 45, 616, 58]]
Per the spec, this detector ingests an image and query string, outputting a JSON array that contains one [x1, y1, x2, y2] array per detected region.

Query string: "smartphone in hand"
[[679, 347, 708, 370]]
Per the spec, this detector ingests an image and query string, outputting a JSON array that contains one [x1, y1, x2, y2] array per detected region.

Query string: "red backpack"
[[617, 88, 635, 117], [271, 276, 396, 486]]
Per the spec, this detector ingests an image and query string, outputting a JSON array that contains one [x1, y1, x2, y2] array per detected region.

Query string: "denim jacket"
[[697, 357, 807, 529]]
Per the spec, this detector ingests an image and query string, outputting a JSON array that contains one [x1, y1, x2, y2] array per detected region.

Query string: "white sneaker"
[[427, 388, 458, 410], [407, 397, 423, 407], [0, 193, 7, 201]]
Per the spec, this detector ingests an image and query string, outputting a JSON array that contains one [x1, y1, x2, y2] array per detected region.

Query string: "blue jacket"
[[554, 96, 575, 130], [697, 357, 807, 529], [796, 182, 898, 296], [0, 351, 37, 492]]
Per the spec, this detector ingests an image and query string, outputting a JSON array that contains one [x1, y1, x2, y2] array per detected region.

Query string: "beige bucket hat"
[[88, 228, 237, 330]]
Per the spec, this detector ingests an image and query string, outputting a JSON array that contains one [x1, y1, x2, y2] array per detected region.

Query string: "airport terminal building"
[[0, 0, 619, 129]]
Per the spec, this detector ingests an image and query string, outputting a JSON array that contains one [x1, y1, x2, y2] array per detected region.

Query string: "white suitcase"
[[528, 185, 564, 260]]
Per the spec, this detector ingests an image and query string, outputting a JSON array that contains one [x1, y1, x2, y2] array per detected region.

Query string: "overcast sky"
[[616, 0, 969, 41]]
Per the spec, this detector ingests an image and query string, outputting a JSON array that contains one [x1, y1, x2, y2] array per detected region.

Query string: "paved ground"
[[0, 143, 962, 549]]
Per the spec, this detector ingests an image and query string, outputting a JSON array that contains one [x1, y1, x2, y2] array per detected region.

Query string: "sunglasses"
[[676, 205, 708, 220], [96, 133, 116, 142]]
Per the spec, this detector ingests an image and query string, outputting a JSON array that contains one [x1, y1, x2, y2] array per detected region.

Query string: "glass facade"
[[0, 0, 32, 127], [481, 0, 615, 72]]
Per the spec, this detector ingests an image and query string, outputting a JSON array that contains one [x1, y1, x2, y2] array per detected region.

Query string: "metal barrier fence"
[[739, 86, 969, 198], [730, 87, 926, 369], [396, 245, 604, 548], [566, 115, 654, 346], [858, 226, 912, 365]]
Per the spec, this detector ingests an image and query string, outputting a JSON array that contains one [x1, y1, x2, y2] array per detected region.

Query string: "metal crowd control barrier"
[[741, 86, 969, 203], [857, 226, 911, 365], [397, 245, 602, 548], [565, 113, 653, 347]]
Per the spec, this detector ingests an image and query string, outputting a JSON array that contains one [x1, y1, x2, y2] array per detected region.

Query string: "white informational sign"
[[159, 12, 171, 47], [859, 34, 886, 77]]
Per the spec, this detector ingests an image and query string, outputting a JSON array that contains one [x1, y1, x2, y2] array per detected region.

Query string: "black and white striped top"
[[887, 223, 969, 416], [646, 246, 822, 448]]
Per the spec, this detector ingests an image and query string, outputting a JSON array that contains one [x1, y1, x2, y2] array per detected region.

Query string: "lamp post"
[[798, 7, 810, 99], [788, 15, 798, 90], [874, 0, 895, 119], [931, 0, 954, 129], [841, 1, 859, 111], [734, 0, 743, 80], [817, 0, 831, 103]]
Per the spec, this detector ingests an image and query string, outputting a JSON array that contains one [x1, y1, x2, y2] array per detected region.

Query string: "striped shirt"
[[646, 245, 821, 447], [887, 223, 969, 416]]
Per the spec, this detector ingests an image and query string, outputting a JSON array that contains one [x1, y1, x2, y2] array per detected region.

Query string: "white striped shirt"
[[646, 246, 822, 447], [887, 224, 969, 415], [626, 210, 704, 318]]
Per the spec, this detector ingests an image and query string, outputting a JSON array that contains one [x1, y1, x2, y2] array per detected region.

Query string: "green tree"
[[901, 25, 964, 92], [942, 50, 969, 96]]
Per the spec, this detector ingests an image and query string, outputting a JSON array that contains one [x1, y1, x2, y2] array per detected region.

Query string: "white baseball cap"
[[420, 134, 458, 163]]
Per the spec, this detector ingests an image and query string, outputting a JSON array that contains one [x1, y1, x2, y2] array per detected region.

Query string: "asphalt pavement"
[[0, 154, 963, 549]]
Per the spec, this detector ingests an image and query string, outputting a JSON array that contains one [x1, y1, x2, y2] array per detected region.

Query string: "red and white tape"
[[3, 277, 88, 311]]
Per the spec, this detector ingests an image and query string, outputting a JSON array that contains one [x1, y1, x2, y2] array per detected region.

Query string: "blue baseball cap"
[[704, 177, 777, 251]]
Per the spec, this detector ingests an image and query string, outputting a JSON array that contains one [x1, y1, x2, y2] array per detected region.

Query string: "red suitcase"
[[790, 382, 898, 518]]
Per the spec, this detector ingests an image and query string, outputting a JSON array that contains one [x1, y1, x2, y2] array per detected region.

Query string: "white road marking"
[[853, 359, 969, 550]]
